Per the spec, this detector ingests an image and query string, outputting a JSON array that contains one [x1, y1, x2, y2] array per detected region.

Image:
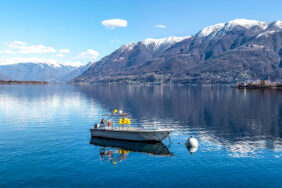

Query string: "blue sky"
[[0, 0, 281, 66]]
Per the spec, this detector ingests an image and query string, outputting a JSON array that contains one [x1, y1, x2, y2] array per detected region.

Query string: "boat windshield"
[[95, 110, 131, 129]]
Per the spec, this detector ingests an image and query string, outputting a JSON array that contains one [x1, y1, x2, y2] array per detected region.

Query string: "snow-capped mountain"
[[196, 19, 282, 40], [84, 35, 190, 76], [119, 36, 191, 55], [0, 62, 87, 82], [71, 19, 282, 85], [141, 36, 191, 51]]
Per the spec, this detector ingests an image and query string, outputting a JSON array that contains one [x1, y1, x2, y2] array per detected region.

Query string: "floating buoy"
[[185, 136, 199, 148], [185, 136, 199, 155]]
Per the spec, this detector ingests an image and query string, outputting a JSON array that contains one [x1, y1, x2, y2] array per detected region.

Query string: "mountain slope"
[[71, 19, 282, 85], [58, 62, 92, 82], [0, 73, 11, 80], [0, 62, 84, 82]]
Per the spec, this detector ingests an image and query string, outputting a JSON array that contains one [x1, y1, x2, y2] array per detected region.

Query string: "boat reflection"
[[90, 138, 173, 165], [79, 85, 282, 157]]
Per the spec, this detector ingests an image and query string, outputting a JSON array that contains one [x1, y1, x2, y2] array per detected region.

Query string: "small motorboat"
[[90, 109, 173, 142], [90, 127, 172, 142]]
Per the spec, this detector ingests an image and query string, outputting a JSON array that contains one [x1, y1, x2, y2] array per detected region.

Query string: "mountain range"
[[0, 62, 90, 83], [71, 19, 282, 85]]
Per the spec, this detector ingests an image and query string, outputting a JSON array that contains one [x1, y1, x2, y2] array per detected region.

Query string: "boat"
[[90, 109, 173, 142], [90, 127, 172, 142]]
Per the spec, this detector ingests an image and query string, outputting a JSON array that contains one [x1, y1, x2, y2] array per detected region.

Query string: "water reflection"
[[0, 84, 281, 158], [90, 138, 173, 165], [77, 85, 282, 158], [1, 85, 282, 187]]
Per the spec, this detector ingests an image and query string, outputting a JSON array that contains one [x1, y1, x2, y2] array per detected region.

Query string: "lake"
[[0, 85, 281, 187]]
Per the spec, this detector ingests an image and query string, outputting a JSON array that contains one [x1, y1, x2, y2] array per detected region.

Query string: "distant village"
[[236, 80, 282, 89]]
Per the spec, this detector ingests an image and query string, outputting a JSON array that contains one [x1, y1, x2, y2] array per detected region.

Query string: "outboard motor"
[[94, 123, 100, 129]]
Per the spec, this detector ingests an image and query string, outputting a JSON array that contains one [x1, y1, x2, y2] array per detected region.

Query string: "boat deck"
[[93, 127, 173, 132]]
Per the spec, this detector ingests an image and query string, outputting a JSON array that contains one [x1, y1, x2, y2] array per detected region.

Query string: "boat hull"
[[90, 127, 172, 142]]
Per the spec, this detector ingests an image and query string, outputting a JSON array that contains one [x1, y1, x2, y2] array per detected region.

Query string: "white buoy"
[[185, 136, 199, 148], [119, 110, 123, 114], [185, 136, 199, 155]]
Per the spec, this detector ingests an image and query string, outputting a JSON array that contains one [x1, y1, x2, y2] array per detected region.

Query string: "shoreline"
[[0, 80, 49, 85]]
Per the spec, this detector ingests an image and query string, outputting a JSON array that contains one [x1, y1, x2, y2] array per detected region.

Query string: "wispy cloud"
[[1, 49, 16, 54], [110, 40, 121, 43], [102, 19, 127, 30], [154, 25, 167, 28], [58, 49, 70, 53], [0, 41, 71, 55], [4, 41, 57, 54], [0, 41, 93, 66], [77, 49, 99, 60]]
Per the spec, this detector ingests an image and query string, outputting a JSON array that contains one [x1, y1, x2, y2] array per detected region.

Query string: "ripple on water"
[[0, 85, 281, 187]]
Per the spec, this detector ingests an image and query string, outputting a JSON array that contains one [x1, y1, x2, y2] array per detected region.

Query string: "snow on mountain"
[[120, 42, 137, 52], [226, 19, 268, 29], [0, 57, 83, 69], [119, 36, 191, 52], [141, 36, 191, 48], [0, 62, 85, 82], [198, 19, 268, 37], [256, 30, 277, 38], [0, 61, 82, 68], [198, 23, 225, 37], [274, 20, 282, 28]]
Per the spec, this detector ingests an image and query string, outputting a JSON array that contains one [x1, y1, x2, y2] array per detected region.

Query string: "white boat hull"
[[90, 127, 172, 142]]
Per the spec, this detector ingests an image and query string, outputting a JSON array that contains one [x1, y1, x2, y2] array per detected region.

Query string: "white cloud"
[[1, 49, 16, 54], [102, 19, 127, 29], [19, 45, 57, 54], [110, 40, 121, 43], [154, 25, 167, 28], [77, 49, 99, 60], [7, 41, 27, 48], [59, 49, 70, 53], [1, 41, 69, 55], [3, 41, 57, 54], [0, 41, 90, 67]]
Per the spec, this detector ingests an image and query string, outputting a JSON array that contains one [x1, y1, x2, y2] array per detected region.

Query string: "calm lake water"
[[0, 85, 281, 187]]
